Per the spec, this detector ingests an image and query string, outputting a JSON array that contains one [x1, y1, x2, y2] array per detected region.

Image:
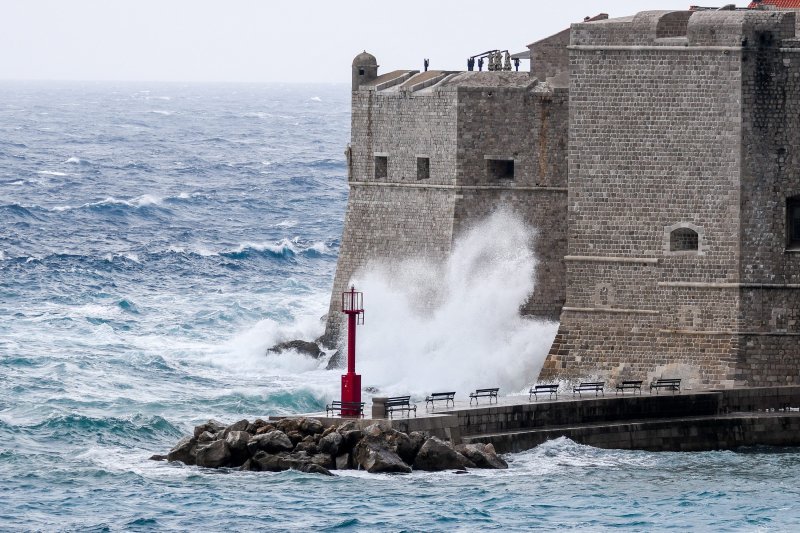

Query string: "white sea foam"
[[231, 238, 299, 256], [309, 96, 322, 102], [37, 170, 68, 176], [148, 110, 174, 116], [0, 250, 5, 261], [275, 219, 297, 228], [8, 180, 24, 185], [350, 209, 558, 398], [65, 156, 82, 164]]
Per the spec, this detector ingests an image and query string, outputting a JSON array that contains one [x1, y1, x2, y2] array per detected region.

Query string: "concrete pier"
[[278, 386, 800, 453]]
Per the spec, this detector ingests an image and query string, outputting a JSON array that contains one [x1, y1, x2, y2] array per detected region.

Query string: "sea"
[[1, 81, 799, 531]]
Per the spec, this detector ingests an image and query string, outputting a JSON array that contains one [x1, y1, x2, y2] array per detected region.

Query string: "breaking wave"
[[352, 209, 558, 398]]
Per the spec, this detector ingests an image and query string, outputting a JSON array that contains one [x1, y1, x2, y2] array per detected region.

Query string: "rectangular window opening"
[[487, 158, 514, 180], [417, 157, 430, 180], [374, 156, 388, 179], [788, 197, 800, 249]]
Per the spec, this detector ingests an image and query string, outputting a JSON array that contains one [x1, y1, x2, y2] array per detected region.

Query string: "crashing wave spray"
[[351, 208, 558, 398]]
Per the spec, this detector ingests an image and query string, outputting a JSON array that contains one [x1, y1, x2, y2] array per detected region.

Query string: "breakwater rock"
[[155, 417, 507, 475]]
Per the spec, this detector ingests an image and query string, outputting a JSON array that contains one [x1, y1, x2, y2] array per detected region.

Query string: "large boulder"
[[318, 431, 343, 456], [455, 443, 508, 469], [226, 430, 252, 467], [221, 419, 250, 439], [167, 436, 198, 465], [311, 453, 335, 469], [294, 436, 318, 455], [196, 439, 231, 468], [353, 439, 411, 474], [247, 430, 294, 455], [193, 420, 225, 438], [276, 418, 303, 435], [296, 463, 334, 476], [197, 431, 216, 444], [340, 430, 364, 452], [246, 419, 269, 434], [267, 339, 324, 359], [253, 451, 295, 472], [335, 453, 351, 470], [413, 437, 475, 471], [300, 418, 324, 436]]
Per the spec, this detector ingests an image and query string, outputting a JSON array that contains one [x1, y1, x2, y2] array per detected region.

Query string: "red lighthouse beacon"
[[340, 286, 364, 416]]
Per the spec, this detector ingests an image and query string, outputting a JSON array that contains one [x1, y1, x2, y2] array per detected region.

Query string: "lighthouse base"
[[341, 373, 362, 417]]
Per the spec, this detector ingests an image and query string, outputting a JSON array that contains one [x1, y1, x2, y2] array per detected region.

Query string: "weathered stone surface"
[[167, 436, 197, 465], [267, 340, 324, 359], [239, 458, 260, 472], [311, 453, 335, 469], [246, 419, 268, 435], [253, 451, 294, 472], [340, 429, 364, 452], [413, 437, 474, 471], [353, 439, 411, 474], [149, 454, 168, 461], [455, 443, 508, 469], [294, 436, 318, 455], [247, 430, 294, 455], [221, 419, 250, 439], [318, 431, 343, 456], [296, 463, 334, 476], [197, 431, 216, 443], [256, 424, 276, 435], [276, 418, 302, 435], [335, 453, 350, 470], [300, 418, 324, 436], [226, 430, 251, 466], [193, 420, 225, 439], [196, 440, 231, 468], [286, 431, 304, 446]]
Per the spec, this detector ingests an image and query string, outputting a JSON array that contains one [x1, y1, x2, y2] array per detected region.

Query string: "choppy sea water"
[[1, 82, 799, 531]]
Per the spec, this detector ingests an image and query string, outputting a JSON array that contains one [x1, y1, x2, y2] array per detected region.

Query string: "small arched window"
[[670, 227, 699, 252], [664, 222, 704, 255]]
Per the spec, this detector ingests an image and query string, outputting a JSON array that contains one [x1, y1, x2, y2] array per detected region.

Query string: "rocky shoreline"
[[153, 417, 507, 475]]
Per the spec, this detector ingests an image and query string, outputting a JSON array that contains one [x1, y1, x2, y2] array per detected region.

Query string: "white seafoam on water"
[[351, 208, 558, 398]]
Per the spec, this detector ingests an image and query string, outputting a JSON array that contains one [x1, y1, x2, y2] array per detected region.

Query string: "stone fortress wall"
[[540, 8, 800, 387], [323, 53, 569, 344], [326, 7, 800, 389]]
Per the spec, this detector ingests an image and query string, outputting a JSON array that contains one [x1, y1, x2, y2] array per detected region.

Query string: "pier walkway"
[[276, 386, 800, 453]]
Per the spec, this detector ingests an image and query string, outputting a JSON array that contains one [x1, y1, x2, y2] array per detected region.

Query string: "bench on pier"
[[573, 382, 605, 397], [469, 388, 499, 405], [325, 401, 364, 418], [425, 391, 456, 409], [385, 396, 417, 418], [650, 378, 681, 394], [615, 380, 643, 395], [529, 384, 559, 401]]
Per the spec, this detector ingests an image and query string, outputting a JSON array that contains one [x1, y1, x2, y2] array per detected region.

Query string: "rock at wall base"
[[413, 437, 475, 471]]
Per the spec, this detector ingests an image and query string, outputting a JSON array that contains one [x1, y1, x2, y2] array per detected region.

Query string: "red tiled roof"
[[748, 0, 800, 8]]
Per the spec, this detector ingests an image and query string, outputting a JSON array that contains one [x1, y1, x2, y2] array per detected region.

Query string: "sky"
[[1, 1, 742, 84]]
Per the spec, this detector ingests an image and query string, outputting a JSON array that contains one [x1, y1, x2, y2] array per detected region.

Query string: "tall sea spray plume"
[[351, 209, 558, 398]]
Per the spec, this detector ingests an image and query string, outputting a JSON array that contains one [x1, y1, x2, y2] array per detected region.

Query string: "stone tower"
[[351, 51, 378, 92], [539, 9, 800, 388]]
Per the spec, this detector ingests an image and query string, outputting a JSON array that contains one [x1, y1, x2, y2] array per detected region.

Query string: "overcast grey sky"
[[1, 1, 738, 83]]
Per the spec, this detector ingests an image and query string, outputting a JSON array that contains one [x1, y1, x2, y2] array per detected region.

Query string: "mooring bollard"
[[371, 397, 388, 419]]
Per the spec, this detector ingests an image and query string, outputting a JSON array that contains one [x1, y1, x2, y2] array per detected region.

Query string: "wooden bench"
[[325, 401, 364, 418], [573, 382, 604, 397], [650, 378, 681, 394], [615, 380, 643, 395], [425, 391, 456, 409], [385, 396, 417, 418], [529, 384, 559, 401], [469, 388, 499, 405]]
